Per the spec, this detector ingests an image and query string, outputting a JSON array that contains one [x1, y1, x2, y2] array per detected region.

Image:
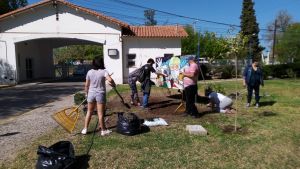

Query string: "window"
[[127, 54, 136, 67], [164, 53, 174, 58], [25, 58, 33, 79]]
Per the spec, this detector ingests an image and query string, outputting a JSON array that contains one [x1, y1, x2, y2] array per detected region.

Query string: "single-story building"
[[0, 0, 187, 84]]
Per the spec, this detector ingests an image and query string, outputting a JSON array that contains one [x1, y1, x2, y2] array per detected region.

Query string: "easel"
[[174, 73, 185, 113], [174, 88, 185, 113]]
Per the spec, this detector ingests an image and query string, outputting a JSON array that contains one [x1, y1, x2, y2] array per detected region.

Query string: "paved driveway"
[[0, 81, 84, 119]]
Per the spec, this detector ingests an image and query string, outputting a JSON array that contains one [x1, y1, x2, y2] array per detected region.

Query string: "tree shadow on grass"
[[259, 101, 276, 107], [167, 94, 209, 104], [258, 111, 277, 117], [0, 132, 20, 137], [148, 100, 173, 107], [70, 154, 90, 169], [150, 102, 181, 110]]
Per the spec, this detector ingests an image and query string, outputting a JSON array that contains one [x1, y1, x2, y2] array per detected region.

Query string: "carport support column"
[[7, 41, 18, 84], [103, 40, 123, 84]]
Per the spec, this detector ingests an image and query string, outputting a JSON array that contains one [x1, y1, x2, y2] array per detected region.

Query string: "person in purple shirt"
[[81, 58, 116, 136]]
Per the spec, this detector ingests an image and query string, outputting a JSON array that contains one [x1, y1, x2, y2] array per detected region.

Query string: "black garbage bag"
[[36, 141, 75, 169], [116, 112, 142, 136]]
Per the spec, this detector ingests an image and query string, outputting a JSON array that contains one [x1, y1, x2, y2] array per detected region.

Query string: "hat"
[[187, 56, 195, 61]]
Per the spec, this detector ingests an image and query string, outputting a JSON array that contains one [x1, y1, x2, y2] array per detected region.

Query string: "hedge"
[[262, 63, 300, 79]]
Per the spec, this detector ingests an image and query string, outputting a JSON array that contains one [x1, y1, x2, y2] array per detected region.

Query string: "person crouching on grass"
[[81, 58, 116, 136], [205, 88, 234, 114]]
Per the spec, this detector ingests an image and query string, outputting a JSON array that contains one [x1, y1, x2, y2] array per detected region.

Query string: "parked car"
[[73, 65, 86, 76]]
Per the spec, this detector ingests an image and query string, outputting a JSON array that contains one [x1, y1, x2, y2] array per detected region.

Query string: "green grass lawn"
[[2, 79, 300, 169]]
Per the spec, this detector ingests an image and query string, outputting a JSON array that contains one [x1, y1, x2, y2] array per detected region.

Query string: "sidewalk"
[[0, 84, 14, 89]]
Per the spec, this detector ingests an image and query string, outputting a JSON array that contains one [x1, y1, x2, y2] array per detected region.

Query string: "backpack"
[[129, 65, 146, 83]]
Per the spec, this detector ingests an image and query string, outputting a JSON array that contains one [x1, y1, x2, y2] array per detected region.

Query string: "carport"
[[0, 0, 126, 84], [14, 37, 102, 82]]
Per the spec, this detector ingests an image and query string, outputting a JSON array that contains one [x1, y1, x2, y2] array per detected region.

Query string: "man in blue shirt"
[[243, 60, 264, 108]]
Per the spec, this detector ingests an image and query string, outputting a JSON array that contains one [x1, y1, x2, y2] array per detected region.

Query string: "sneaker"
[[81, 128, 87, 135], [140, 106, 150, 110], [246, 103, 250, 108], [255, 103, 259, 108], [101, 129, 112, 136]]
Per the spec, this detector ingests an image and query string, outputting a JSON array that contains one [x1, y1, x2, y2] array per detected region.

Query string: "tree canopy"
[[0, 0, 28, 15], [53, 45, 103, 64], [240, 0, 263, 61], [276, 23, 300, 63], [144, 9, 157, 26], [266, 10, 293, 63], [181, 25, 230, 63]]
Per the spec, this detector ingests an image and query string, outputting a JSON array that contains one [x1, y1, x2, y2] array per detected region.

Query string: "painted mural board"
[[156, 55, 192, 90]]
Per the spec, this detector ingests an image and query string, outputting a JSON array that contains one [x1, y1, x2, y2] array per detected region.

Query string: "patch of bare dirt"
[[105, 89, 212, 126], [221, 124, 248, 134]]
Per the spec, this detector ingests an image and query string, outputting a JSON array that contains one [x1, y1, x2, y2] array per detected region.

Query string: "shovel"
[[113, 87, 131, 109]]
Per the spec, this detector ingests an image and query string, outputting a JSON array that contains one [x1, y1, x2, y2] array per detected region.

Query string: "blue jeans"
[[142, 93, 150, 107]]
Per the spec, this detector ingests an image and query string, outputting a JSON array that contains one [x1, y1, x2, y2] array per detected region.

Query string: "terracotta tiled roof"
[[0, 1, 188, 38], [125, 26, 188, 38], [0, 0, 129, 28]]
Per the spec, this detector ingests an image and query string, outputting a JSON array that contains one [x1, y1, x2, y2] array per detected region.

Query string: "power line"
[[109, 0, 242, 28]]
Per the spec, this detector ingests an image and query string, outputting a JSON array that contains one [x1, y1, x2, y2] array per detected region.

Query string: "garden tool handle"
[[113, 87, 124, 103], [74, 98, 87, 110]]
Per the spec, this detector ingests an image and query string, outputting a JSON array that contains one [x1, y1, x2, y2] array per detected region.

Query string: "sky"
[[28, 0, 300, 50]]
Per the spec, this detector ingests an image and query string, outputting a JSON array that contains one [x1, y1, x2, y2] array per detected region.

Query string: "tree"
[[0, 0, 28, 15], [266, 10, 293, 61], [181, 25, 198, 55], [199, 32, 230, 63], [276, 23, 300, 63], [240, 0, 263, 61], [181, 25, 230, 63], [144, 9, 157, 26], [53, 45, 103, 64], [226, 33, 248, 59]]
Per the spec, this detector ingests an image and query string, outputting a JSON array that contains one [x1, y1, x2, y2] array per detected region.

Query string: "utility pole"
[[272, 19, 277, 65]]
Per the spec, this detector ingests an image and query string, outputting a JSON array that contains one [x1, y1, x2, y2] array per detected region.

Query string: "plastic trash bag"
[[116, 112, 142, 136], [36, 141, 75, 169], [143, 118, 168, 127]]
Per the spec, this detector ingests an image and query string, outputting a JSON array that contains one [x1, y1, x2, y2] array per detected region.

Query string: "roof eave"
[[0, 0, 130, 28]]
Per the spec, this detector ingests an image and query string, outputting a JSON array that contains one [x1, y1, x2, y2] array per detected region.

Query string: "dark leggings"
[[247, 85, 260, 104], [184, 85, 199, 114]]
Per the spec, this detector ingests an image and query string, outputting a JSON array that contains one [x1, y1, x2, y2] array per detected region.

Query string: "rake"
[[52, 99, 87, 133]]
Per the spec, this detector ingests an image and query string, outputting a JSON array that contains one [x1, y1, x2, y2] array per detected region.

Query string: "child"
[[81, 58, 116, 136]]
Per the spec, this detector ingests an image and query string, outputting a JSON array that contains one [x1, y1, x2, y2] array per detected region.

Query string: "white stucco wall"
[[122, 37, 182, 81], [0, 3, 124, 84]]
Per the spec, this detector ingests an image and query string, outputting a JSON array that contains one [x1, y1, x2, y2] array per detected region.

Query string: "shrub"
[[213, 65, 242, 79], [198, 63, 212, 80], [262, 63, 300, 79], [204, 83, 225, 96], [74, 92, 86, 105]]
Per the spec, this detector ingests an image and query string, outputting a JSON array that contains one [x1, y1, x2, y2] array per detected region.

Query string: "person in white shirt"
[[206, 89, 233, 114]]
